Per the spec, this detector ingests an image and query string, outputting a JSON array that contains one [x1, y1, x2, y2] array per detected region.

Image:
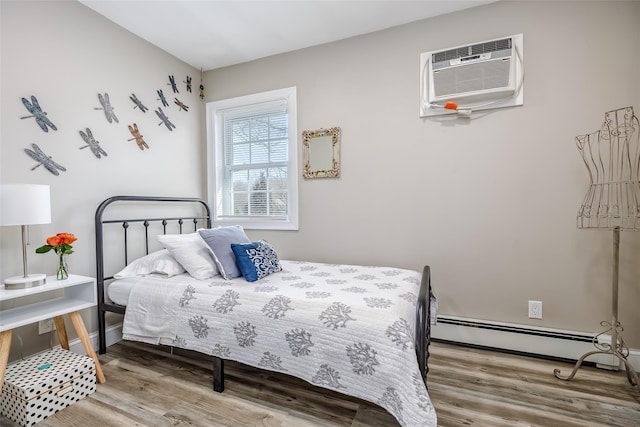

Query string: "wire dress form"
[[577, 106, 640, 230], [555, 106, 639, 389]]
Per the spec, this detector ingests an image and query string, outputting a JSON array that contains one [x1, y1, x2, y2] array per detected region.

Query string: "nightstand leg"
[[53, 316, 69, 350], [0, 330, 13, 395], [68, 311, 106, 384]]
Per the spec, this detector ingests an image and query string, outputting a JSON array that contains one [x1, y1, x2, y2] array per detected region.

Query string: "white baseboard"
[[68, 323, 123, 355], [432, 315, 640, 373], [10, 324, 124, 365], [631, 352, 640, 373], [65, 318, 640, 374]]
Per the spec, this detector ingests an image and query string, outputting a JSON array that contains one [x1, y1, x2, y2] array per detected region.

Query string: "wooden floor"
[[1, 341, 638, 426]]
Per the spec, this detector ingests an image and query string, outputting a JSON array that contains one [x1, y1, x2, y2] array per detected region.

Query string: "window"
[[206, 87, 298, 230]]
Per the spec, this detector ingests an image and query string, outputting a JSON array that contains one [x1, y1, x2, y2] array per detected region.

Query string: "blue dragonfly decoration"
[[168, 75, 179, 93], [20, 96, 57, 132], [24, 143, 67, 175], [129, 93, 148, 113], [156, 89, 169, 107], [79, 128, 107, 159], [94, 93, 119, 123], [155, 107, 175, 131]]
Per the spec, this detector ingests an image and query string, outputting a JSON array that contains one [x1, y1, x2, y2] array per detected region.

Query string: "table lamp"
[[0, 184, 51, 289]]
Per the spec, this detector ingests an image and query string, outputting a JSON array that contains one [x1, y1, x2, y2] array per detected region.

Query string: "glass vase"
[[56, 254, 69, 280]]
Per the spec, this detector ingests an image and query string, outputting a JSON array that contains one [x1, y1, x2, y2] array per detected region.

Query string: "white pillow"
[[157, 232, 219, 280], [113, 249, 186, 279]]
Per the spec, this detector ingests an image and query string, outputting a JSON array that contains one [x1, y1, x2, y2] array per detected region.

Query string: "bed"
[[95, 196, 437, 427]]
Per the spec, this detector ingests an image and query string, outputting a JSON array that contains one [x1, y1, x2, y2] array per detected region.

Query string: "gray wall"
[[206, 1, 640, 347], [1, 0, 203, 359], [1, 0, 638, 361]]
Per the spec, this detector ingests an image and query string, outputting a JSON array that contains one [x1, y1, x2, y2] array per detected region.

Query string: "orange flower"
[[57, 233, 77, 245], [36, 233, 77, 255], [46, 235, 63, 246]]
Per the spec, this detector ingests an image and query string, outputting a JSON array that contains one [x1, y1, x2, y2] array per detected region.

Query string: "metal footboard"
[[415, 265, 433, 384]]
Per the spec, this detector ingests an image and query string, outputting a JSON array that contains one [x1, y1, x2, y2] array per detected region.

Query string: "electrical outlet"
[[528, 301, 542, 319], [38, 318, 56, 334]]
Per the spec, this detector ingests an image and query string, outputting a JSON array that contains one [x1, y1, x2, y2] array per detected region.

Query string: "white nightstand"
[[0, 275, 106, 394]]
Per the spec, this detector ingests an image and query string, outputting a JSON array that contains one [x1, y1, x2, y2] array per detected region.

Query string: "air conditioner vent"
[[432, 38, 513, 64], [432, 47, 471, 63], [471, 38, 512, 55], [419, 34, 524, 117]]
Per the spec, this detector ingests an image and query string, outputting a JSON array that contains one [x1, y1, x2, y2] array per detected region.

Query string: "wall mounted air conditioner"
[[419, 34, 524, 117]]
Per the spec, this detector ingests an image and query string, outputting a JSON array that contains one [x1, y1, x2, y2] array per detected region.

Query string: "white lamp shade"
[[0, 184, 51, 226]]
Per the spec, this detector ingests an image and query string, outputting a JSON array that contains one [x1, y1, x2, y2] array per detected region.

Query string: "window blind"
[[219, 100, 289, 218]]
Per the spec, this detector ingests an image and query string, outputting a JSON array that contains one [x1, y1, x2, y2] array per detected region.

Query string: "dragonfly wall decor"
[[168, 75, 179, 93], [94, 93, 119, 123], [129, 93, 148, 113], [127, 123, 149, 150], [156, 89, 169, 107], [24, 143, 67, 175], [184, 76, 192, 93], [79, 128, 107, 158], [155, 108, 175, 131], [174, 98, 189, 112], [20, 96, 57, 132]]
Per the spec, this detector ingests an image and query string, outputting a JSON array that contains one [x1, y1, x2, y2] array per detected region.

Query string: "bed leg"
[[98, 307, 107, 354], [213, 356, 224, 392]]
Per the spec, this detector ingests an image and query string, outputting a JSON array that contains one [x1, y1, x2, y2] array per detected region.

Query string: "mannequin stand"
[[554, 227, 639, 389]]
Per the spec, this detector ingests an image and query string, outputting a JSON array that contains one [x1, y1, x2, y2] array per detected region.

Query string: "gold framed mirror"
[[302, 127, 341, 178]]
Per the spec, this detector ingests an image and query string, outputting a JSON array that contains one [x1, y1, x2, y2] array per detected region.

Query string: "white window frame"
[[206, 87, 298, 230]]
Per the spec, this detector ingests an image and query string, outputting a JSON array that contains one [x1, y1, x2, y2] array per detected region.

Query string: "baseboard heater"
[[431, 315, 621, 370], [83, 320, 637, 372]]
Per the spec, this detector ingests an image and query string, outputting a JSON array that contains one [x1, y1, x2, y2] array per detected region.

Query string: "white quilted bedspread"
[[121, 260, 437, 426]]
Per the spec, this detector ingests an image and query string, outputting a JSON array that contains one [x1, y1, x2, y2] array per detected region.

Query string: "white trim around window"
[[206, 87, 298, 230]]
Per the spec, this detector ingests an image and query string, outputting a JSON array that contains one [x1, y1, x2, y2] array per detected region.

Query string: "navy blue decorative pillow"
[[231, 240, 282, 282]]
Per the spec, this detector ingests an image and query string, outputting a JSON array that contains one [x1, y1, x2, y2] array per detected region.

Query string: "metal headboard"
[[94, 196, 211, 354]]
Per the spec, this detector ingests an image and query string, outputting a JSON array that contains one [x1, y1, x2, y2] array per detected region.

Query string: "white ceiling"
[[79, 0, 495, 71]]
